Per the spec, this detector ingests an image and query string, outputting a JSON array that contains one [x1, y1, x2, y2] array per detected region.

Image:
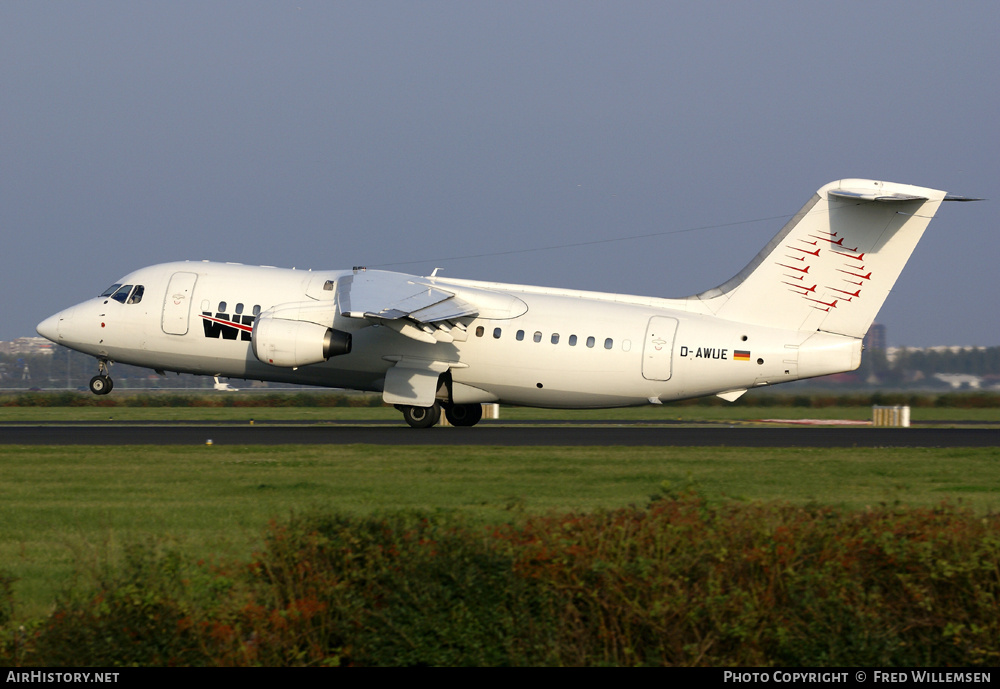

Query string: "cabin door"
[[641, 316, 678, 381], [161, 271, 198, 335]]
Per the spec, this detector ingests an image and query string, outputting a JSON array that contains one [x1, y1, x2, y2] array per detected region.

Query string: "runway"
[[0, 421, 996, 447]]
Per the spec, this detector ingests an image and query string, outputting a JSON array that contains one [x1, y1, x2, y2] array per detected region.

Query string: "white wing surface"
[[335, 270, 480, 343]]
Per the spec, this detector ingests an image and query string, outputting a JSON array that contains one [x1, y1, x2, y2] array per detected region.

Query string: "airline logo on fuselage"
[[201, 312, 254, 341]]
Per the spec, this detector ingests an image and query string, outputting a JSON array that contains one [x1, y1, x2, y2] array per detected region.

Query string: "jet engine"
[[252, 316, 351, 367]]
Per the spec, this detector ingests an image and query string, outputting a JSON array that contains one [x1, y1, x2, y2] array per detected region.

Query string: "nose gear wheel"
[[89, 359, 114, 395]]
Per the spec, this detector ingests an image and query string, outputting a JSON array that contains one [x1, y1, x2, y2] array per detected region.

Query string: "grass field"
[[2, 442, 999, 619]]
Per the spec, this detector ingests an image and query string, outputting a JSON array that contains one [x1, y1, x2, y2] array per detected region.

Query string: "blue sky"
[[3, 1, 997, 346]]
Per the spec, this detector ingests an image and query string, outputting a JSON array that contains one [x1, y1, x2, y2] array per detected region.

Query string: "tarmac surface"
[[0, 421, 996, 447]]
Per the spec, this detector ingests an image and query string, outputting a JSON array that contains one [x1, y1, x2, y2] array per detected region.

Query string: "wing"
[[336, 270, 479, 343]]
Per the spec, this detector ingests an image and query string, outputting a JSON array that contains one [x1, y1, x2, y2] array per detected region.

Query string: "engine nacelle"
[[252, 316, 352, 368]]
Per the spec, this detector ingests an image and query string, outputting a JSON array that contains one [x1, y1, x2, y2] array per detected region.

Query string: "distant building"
[[934, 373, 982, 389], [887, 344, 990, 363], [0, 337, 55, 356]]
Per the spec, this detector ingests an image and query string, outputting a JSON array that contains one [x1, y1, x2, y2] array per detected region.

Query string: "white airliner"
[[37, 179, 972, 427]]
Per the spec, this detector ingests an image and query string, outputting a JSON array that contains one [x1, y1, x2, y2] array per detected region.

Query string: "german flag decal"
[[734, 350, 751, 362]]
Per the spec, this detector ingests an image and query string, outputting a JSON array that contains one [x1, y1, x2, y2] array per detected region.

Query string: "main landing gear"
[[444, 402, 483, 427], [89, 359, 114, 395], [398, 402, 441, 428], [396, 402, 485, 428]]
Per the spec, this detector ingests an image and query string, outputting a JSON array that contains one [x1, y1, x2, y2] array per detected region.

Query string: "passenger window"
[[516, 330, 525, 341], [569, 335, 577, 346], [551, 333, 559, 345], [253, 305, 261, 316], [126, 285, 144, 304], [101, 283, 122, 298], [218, 302, 227, 312], [587, 336, 595, 348], [476, 326, 484, 337], [493, 327, 502, 339], [604, 338, 613, 350], [111, 285, 133, 304], [235, 303, 244, 314], [533, 331, 542, 343]]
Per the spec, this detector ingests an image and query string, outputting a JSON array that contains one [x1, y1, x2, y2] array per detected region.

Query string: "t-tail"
[[688, 179, 971, 339]]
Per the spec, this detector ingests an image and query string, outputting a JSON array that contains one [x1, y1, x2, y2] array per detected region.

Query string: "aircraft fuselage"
[[38, 260, 858, 408]]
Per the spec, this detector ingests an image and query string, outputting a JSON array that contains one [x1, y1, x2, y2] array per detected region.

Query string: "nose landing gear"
[[89, 359, 114, 395]]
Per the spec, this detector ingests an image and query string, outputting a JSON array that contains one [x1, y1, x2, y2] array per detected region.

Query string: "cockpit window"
[[101, 284, 122, 298], [127, 285, 144, 304], [110, 284, 133, 304]]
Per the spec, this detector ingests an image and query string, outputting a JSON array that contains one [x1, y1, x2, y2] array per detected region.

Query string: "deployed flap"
[[336, 269, 527, 344], [337, 270, 478, 323]]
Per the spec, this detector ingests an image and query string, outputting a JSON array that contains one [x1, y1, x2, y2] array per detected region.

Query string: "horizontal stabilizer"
[[828, 189, 928, 203]]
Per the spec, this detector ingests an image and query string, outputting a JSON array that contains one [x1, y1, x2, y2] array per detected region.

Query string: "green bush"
[[499, 496, 1000, 666], [27, 541, 211, 666], [213, 513, 552, 666], [12, 499, 1000, 666]]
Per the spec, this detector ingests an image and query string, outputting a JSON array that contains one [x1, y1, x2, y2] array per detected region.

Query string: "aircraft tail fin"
[[688, 179, 951, 339]]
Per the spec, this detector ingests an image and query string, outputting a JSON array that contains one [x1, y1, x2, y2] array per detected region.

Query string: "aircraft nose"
[[36, 314, 60, 341], [36, 306, 73, 342]]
